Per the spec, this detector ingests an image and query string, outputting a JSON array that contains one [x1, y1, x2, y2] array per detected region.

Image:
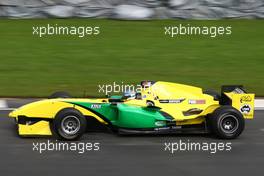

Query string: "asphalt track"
[[0, 110, 263, 176]]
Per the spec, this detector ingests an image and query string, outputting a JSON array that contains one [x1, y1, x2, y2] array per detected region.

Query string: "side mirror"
[[135, 92, 142, 99], [146, 100, 155, 107], [144, 105, 161, 111], [145, 100, 161, 111]]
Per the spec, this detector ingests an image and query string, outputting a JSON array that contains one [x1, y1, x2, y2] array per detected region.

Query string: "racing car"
[[9, 81, 255, 140]]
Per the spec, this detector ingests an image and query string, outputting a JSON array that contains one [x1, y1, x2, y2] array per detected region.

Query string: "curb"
[[1, 98, 264, 110]]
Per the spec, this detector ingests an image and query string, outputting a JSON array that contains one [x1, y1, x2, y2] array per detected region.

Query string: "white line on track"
[[255, 99, 264, 110], [0, 108, 16, 111], [0, 100, 15, 111], [0, 100, 7, 108]]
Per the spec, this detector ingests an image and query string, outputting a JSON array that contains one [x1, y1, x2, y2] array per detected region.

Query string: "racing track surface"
[[0, 110, 263, 176]]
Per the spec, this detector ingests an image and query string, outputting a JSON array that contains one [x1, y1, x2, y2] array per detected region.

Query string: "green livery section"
[[67, 101, 171, 129]]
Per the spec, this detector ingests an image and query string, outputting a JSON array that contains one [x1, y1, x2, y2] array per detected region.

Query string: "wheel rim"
[[220, 114, 239, 134], [61, 115, 81, 135], [147, 101, 154, 106]]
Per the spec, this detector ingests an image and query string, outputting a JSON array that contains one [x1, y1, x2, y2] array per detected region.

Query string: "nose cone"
[[8, 100, 45, 119], [9, 109, 18, 118]]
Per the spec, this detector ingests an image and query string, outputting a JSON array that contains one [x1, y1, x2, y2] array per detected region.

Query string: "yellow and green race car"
[[9, 81, 255, 140]]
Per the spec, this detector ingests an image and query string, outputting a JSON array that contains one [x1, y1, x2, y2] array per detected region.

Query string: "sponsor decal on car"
[[188, 99, 206, 104], [240, 95, 252, 103], [154, 127, 170, 131], [155, 121, 166, 126], [91, 104, 101, 109], [240, 104, 251, 114], [159, 98, 185, 104]]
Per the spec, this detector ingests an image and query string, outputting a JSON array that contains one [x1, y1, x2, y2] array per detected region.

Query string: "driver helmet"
[[123, 90, 136, 100]]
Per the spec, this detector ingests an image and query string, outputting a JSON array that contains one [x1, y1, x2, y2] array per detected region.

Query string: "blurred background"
[[0, 0, 264, 19], [0, 0, 263, 97]]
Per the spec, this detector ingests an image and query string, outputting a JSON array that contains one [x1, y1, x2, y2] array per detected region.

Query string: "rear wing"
[[221, 85, 255, 119]]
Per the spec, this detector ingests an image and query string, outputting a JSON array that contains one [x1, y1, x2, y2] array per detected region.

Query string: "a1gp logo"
[[91, 104, 101, 109]]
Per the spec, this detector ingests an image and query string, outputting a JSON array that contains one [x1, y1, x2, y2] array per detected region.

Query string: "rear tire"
[[209, 106, 245, 139], [52, 108, 87, 141]]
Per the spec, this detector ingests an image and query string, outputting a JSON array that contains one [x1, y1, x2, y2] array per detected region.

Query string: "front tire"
[[52, 108, 87, 141], [209, 106, 245, 139]]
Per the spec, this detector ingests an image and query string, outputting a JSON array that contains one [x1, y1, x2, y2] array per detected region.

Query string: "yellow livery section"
[[18, 121, 52, 136], [135, 81, 220, 121], [224, 93, 255, 119], [152, 81, 203, 98], [10, 99, 108, 124]]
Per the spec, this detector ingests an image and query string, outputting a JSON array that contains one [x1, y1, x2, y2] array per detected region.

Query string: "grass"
[[0, 19, 263, 97]]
